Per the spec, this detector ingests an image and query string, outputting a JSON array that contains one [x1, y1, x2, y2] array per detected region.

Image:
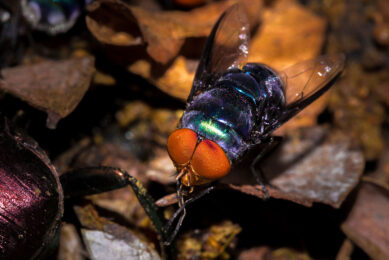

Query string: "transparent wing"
[[264, 53, 346, 135], [283, 54, 346, 106], [188, 4, 250, 102]]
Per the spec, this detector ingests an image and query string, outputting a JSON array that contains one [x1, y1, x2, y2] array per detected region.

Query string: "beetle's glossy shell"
[[0, 119, 63, 259]]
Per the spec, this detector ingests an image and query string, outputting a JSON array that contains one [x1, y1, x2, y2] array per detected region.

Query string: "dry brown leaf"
[[88, 187, 150, 229], [248, 0, 326, 68], [145, 147, 176, 185], [58, 224, 84, 260], [74, 204, 160, 259], [55, 141, 149, 184], [128, 56, 195, 101], [225, 127, 364, 208], [0, 57, 95, 129], [341, 183, 389, 260], [335, 239, 354, 260], [87, 0, 262, 64]]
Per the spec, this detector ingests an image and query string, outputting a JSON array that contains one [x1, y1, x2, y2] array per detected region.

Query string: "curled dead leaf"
[[75, 204, 160, 260], [88, 187, 150, 229], [226, 127, 364, 208], [58, 224, 84, 260], [341, 183, 389, 260], [55, 140, 149, 184], [87, 0, 262, 64], [0, 56, 95, 129], [248, 0, 326, 69]]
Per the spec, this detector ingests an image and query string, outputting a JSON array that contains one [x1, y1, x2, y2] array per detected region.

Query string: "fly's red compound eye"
[[191, 139, 231, 180], [167, 128, 198, 165]]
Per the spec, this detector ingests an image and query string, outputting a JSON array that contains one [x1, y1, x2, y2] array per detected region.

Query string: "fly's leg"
[[60, 166, 169, 247], [164, 181, 186, 246], [250, 136, 283, 199], [163, 184, 215, 245]]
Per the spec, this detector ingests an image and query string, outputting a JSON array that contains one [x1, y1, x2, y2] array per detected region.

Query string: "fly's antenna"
[[163, 184, 215, 245]]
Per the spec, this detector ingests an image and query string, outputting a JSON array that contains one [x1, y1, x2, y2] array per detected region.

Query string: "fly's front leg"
[[250, 136, 283, 199], [61, 166, 169, 246], [163, 184, 215, 245]]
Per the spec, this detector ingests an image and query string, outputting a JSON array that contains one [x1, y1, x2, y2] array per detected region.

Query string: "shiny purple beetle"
[[0, 118, 148, 259], [0, 119, 63, 259]]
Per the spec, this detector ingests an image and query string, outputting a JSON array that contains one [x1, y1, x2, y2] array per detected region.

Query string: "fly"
[[164, 4, 345, 244]]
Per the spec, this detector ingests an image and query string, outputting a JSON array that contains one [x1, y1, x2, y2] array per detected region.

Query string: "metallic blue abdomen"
[[180, 63, 285, 162]]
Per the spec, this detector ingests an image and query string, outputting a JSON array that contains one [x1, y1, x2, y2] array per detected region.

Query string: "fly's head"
[[167, 128, 231, 187]]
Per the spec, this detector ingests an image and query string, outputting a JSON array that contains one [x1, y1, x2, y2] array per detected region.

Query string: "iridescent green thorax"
[[180, 110, 247, 162], [199, 119, 228, 140]]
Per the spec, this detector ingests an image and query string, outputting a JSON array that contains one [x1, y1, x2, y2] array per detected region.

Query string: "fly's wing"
[[263, 53, 346, 135], [187, 4, 250, 103]]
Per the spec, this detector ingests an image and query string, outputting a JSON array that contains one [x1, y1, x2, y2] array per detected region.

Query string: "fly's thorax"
[[211, 64, 286, 138], [167, 128, 232, 186], [179, 110, 249, 163], [241, 63, 286, 133]]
